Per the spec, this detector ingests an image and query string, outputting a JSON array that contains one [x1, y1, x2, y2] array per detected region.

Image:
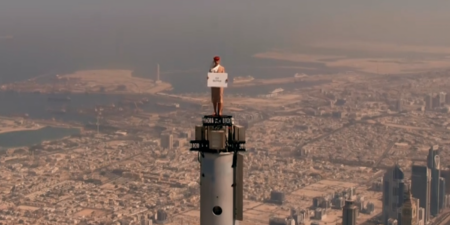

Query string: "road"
[[432, 211, 450, 225], [374, 139, 398, 168], [381, 122, 449, 133], [296, 113, 401, 149]]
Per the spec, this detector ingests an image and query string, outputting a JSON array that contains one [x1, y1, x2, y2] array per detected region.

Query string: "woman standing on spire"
[[209, 56, 225, 116]]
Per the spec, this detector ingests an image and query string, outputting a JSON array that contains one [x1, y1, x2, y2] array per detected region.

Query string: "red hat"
[[213, 56, 220, 61]]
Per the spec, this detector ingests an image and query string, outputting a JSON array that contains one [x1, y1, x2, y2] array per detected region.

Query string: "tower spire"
[[157, 63, 160, 81]]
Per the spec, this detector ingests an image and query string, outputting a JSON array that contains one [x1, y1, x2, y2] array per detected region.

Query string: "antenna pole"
[[157, 64, 160, 81]]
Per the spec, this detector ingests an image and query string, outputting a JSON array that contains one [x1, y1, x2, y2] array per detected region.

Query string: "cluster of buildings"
[[1, 69, 450, 224], [267, 186, 375, 225], [424, 92, 449, 111], [382, 145, 450, 225], [0, 123, 201, 224]]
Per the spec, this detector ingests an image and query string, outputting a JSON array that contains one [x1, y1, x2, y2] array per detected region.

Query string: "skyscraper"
[[387, 218, 398, 225], [411, 165, 431, 222], [269, 218, 289, 225], [396, 98, 403, 112], [439, 177, 446, 212], [425, 93, 433, 110], [382, 165, 405, 224], [342, 200, 357, 225], [440, 170, 450, 194], [401, 185, 418, 225], [140, 214, 151, 225], [439, 92, 446, 106], [160, 134, 173, 149], [427, 145, 440, 216]]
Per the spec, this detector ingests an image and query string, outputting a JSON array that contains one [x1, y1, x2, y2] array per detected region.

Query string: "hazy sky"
[[2, 0, 450, 45], [0, 0, 449, 82]]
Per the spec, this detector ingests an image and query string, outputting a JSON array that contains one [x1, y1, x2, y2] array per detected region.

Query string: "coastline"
[[0, 125, 46, 135], [0, 69, 173, 95], [0, 126, 82, 149]]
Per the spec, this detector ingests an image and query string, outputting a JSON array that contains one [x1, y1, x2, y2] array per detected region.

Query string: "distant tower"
[[439, 92, 446, 106], [139, 214, 149, 225], [396, 98, 403, 112], [382, 165, 405, 224], [439, 177, 446, 212], [342, 200, 357, 225], [401, 185, 418, 225], [427, 145, 440, 216], [156, 64, 161, 82], [155, 209, 167, 224], [425, 93, 433, 110], [160, 134, 173, 149], [96, 113, 101, 134], [411, 165, 431, 223]]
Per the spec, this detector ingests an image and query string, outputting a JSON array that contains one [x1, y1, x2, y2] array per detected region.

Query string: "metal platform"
[[190, 115, 245, 153], [190, 140, 245, 153], [202, 115, 234, 127]]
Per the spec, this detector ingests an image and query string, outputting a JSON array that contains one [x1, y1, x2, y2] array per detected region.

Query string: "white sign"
[[207, 73, 228, 88]]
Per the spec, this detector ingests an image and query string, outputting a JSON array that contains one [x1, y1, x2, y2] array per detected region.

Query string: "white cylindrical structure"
[[200, 152, 234, 225]]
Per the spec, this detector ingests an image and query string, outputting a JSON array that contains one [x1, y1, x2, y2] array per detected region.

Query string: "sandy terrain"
[[62, 70, 172, 94], [161, 93, 303, 109], [309, 41, 450, 55], [227, 94, 303, 107], [17, 205, 40, 211], [254, 41, 450, 74], [74, 208, 109, 217], [0, 118, 44, 134], [1, 69, 173, 94], [231, 76, 308, 88], [0, 126, 44, 135], [254, 51, 346, 63]]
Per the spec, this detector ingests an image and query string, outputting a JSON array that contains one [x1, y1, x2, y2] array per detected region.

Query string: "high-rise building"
[[411, 165, 431, 222], [396, 98, 403, 112], [433, 95, 440, 108], [439, 177, 446, 212], [269, 218, 289, 225], [441, 168, 450, 195], [401, 185, 418, 225], [414, 198, 421, 225], [427, 145, 440, 216], [155, 209, 167, 224], [418, 207, 425, 225], [440, 170, 450, 195], [292, 209, 309, 225], [160, 134, 173, 149], [140, 214, 151, 225], [425, 93, 434, 110], [270, 191, 285, 205], [387, 218, 398, 225], [382, 165, 405, 224], [342, 200, 358, 225], [439, 92, 446, 106]]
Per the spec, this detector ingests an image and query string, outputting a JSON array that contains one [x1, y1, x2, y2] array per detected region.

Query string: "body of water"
[[0, 92, 189, 121], [0, 79, 329, 147], [0, 32, 333, 147], [0, 126, 80, 148], [0, 93, 174, 147], [163, 62, 337, 95]]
